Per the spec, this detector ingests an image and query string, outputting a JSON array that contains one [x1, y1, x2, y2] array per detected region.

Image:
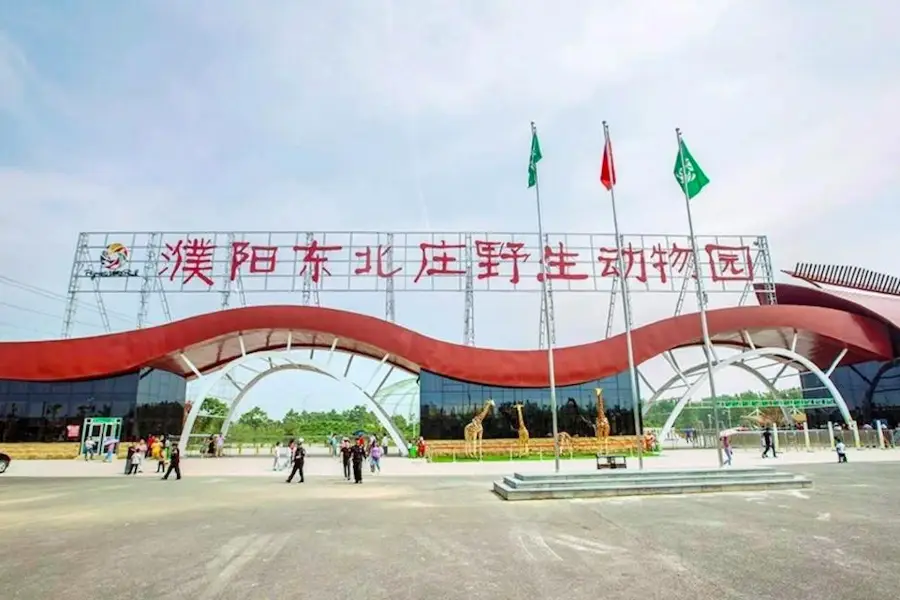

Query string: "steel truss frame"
[[653, 332, 853, 441], [178, 339, 413, 456], [65, 230, 774, 350]]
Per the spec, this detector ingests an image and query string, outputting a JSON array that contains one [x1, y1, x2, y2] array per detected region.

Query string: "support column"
[[384, 233, 396, 323], [463, 233, 475, 346], [851, 420, 861, 449]]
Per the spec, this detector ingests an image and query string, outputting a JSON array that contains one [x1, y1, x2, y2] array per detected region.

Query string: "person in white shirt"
[[130, 446, 143, 474], [835, 438, 848, 463], [273, 442, 283, 471]]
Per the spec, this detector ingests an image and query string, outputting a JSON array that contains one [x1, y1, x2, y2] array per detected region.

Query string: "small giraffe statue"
[[463, 399, 494, 458], [594, 388, 610, 439], [514, 403, 530, 456], [557, 432, 573, 454]]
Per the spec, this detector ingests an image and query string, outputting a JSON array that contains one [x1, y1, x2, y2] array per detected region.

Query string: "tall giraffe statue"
[[513, 403, 530, 456], [463, 399, 494, 457], [594, 388, 610, 439]]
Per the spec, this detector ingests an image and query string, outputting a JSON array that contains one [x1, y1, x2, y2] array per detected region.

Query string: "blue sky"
[[2, 1, 899, 418]]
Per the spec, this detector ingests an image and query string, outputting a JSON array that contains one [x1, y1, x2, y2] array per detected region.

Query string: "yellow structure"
[[463, 399, 494, 457], [594, 388, 610, 439], [513, 403, 530, 456]]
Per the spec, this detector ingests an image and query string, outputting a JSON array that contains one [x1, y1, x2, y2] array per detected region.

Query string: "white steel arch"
[[643, 359, 794, 424], [643, 360, 785, 415], [657, 346, 852, 442], [179, 349, 411, 456]]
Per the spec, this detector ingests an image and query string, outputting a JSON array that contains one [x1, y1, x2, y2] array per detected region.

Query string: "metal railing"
[[656, 426, 900, 451]]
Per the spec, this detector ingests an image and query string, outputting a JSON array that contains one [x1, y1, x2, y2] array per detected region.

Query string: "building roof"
[[0, 302, 891, 387], [763, 282, 900, 333]]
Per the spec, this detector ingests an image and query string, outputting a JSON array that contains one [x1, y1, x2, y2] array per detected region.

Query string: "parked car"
[[0, 451, 10, 474]]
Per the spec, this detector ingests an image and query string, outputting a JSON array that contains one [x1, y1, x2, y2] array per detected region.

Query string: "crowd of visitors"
[[79, 430, 428, 483]]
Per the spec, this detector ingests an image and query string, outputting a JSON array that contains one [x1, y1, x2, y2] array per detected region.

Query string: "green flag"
[[528, 128, 542, 188], [673, 138, 709, 199]]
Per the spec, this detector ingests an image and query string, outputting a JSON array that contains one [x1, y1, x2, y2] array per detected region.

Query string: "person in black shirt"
[[286, 439, 306, 483], [761, 426, 777, 458], [349, 438, 367, 484], [162, 446, 181, 480], [125, 443, 135, 475], [339, 438, 352, 481]]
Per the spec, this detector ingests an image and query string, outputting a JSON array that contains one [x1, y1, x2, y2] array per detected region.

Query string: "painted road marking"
[[552, 533, 620, 555], [0, 493, 71, 506], [200, 534, 272, 599]]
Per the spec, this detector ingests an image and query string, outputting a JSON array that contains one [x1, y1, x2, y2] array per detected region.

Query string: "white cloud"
[[1, 2, 898, 413]]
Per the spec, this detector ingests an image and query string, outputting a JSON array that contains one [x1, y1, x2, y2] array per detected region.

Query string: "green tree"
[[642, 387, 806, 429], [196, 401, 419, 446], [238, 406, 272, 429], [282, 409, 302, 436], [194, 397, 230, 434]]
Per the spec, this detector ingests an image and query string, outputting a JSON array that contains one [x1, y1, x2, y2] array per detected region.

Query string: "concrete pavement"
[[5, 446, 899, 478], [1, 462, 899, 599]]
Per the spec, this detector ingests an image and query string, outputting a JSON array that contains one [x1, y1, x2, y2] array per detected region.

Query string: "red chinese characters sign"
[[146, 234, 756, 289]]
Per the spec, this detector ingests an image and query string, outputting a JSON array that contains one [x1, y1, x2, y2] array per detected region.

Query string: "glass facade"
[[419, 370, 638, 440], [0, 368, 186, 443], [801, 360, 900, 428]]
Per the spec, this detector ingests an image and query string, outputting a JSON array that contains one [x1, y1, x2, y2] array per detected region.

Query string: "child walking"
[[369, 444, 382, 474], [835, 438, 848, 463]]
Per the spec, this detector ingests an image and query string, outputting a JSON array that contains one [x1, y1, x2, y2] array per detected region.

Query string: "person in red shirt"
[[416, 436, 426, 458]]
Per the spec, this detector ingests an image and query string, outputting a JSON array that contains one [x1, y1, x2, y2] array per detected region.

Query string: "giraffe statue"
[[463, 399, 494, 458], [594, 388, 610, 439], [557, 432, 573, 454], [514, 403, 530, 456]]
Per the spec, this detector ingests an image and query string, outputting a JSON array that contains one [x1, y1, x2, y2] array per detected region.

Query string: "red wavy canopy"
[[0, 304, 891, 386]]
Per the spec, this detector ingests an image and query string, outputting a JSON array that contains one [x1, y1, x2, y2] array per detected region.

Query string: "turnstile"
[[79, 417, 122, 459]]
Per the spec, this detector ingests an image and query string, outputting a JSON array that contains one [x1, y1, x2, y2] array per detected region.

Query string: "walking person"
[[761, 426, 777, 458], [124, 443, 135, 475], [339, 438, 352, 481], [836, 438, 848, 463], [350, 438, 367, 484], [722, 434, 733, 466], [156, 444, 167, 473], [162, 445, 181, 480], [286, 439, 306, 483], [130, 443, 144, 475], [369, 443, 382, 474], [84, 438, 96, 461], [272, 442, 283, 471], [103, 437, 117, 462]]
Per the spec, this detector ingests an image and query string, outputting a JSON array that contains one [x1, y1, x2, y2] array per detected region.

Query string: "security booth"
[[79, 417, 122, 459]]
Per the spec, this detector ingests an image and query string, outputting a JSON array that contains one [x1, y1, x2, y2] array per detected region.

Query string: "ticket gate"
[[79, 417, 122, 458]]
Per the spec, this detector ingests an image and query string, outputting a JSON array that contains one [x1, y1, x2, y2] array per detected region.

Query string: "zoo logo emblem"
[[100, 243, 130, 271]]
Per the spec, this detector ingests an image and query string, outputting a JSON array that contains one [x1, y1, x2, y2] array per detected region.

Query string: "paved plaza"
[[8, 446, 900, 478], [1, 451, 899, 600]]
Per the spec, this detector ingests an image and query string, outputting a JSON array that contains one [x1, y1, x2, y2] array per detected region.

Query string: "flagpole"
[[530, 121, 562, 473], [675, 127, 724, 468], [602, 122, 644, 470]]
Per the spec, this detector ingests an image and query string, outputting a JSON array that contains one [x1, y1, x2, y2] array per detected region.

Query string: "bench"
[[596, 454, 627, 470]]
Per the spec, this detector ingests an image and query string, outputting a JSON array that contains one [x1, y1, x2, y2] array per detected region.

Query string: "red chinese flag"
[[600, 139, 616, 191]]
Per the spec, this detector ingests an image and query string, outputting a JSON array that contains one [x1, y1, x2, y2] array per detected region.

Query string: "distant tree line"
[[191, 386, 805, 445], [192, 397, 417, 445], [642, 388, 805, 429]]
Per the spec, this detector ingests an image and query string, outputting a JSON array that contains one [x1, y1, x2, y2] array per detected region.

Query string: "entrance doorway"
[[79, 417, 122, 458]]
